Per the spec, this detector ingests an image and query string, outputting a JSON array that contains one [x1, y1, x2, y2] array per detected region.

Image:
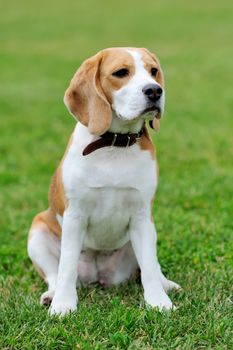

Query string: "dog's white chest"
[[82, 187, 141, 250], [61, 124, 157, 250]]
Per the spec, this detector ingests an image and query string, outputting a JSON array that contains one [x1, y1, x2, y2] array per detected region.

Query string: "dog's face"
[[100, 48, 164, 123], [64, 47, 164, 135]]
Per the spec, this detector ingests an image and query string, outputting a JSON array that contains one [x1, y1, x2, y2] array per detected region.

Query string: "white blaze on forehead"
[[127, 49, 163, 89], [112, 48, 164, 122], [127, 50, 153, 80]]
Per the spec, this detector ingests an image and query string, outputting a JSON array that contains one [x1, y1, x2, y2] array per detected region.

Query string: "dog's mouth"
[[115, 105, 162, 121], [143, 105, 161, 119]]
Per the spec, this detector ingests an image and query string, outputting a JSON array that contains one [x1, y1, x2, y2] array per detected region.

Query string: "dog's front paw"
[[166, 279, 181, 292], [158, 269, 181, 292], [144, 290, 174, 311], [49, 295, 77, 316], [162, 278, 182, 293]]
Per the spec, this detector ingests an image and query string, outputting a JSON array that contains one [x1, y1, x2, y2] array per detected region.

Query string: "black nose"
[[142, 84, 163, 102]]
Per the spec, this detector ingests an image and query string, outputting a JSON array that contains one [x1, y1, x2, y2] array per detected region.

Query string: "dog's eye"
[[112, 68, 129, 78], [151, 67, 158, 77]]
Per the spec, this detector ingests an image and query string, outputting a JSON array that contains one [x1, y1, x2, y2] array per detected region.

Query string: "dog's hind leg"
[[28, 210, 61, 306], [96, 242, 139, 286]]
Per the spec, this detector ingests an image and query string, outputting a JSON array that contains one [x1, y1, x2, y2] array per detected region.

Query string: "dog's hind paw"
[[40, 290, 55, 306]]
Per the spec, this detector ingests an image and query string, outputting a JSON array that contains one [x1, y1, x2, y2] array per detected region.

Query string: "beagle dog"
[[28, 47, 180, 316]]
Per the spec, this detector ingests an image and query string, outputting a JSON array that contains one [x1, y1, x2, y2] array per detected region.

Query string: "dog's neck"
[[108, 112, 145, 134], [76, 112, 145, 149]]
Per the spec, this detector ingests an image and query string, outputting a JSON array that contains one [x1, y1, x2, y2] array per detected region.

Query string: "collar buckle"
[[111, 133, 117, 147], [126, 135, 131, 147]]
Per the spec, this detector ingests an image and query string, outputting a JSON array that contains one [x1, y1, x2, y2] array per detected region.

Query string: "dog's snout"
[[142, 84, 163, 102]]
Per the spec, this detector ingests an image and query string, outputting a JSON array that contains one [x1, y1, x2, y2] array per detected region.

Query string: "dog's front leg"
[[130, 214, 173, 311], [49, 207, 86, 316]]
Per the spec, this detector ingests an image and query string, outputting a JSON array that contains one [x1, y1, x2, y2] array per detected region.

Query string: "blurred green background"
[[0, 0, 233, 349]]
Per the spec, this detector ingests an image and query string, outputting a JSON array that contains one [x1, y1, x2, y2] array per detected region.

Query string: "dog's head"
[[64, 47, 165, 135]]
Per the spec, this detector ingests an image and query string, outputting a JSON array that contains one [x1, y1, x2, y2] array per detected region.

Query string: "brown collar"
[[82, 125, 145, 156]]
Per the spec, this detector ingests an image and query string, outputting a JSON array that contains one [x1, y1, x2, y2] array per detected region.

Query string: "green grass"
[[1, 0, 233, 348]]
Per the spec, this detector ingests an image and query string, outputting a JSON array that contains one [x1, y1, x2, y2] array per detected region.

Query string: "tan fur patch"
[[48, 134, 74, 216], [139, 126, 159, 178], [49, 167, 66, 216], [139, 126, 156, 158], [29, 209, 61, 239]]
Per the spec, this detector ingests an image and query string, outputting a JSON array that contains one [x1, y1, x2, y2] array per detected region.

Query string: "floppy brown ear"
[[64, 51, 112, 135], [140, 48, 165, 131]]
